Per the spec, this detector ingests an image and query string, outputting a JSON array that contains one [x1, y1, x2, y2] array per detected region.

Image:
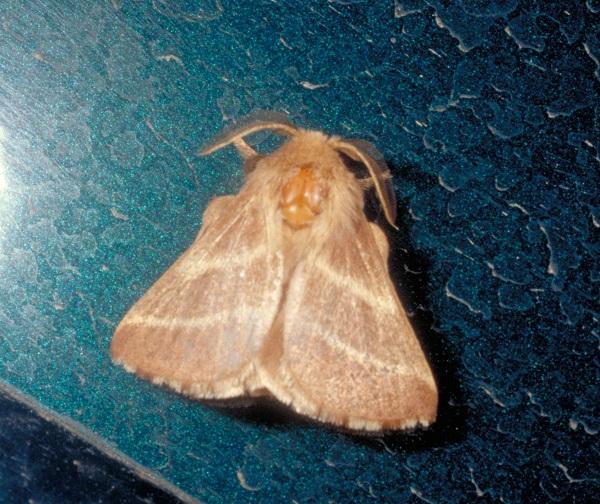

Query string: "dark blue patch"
[[0, 382, 191, 503]]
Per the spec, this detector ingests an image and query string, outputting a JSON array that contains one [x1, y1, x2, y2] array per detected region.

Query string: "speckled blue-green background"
[[0, 0, 598, 502]]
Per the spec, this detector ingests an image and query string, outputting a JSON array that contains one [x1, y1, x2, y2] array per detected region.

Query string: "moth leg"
[[368, 222, 390, 263]]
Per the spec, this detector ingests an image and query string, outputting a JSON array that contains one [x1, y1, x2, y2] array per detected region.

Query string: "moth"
[[111, 112, 437, 431]]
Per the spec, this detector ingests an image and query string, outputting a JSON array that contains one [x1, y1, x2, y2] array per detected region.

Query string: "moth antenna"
[[358, 170, 392, 189], [198, 111, 299, 156], [232, 138, 258, 160], [331, 139, 398, 229]]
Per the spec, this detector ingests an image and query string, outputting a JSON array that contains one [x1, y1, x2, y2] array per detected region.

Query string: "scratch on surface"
[[357, 479, 377, 498], [299, 80, 329, 90], [76, 291, 102, 346], [51, 290, 65, 311], [140, 215, 169, 237], [156, 54, 188, 73], [583, 42, 599, 78], [504, 26, 543, 52], [527, 390, 556, 421], [583, 139, 600, 166], [410, 487, 435, 503], [508, 202, 529, 215], [546, 109, 569, 119], [487, 124, 516, 140], [97, 316, 114, 327], [486, 261, 525, 285], [394, 0, 425, 18], [438, 175, 457, 192], [445, 283, 489, 317], [151, 0, 223, 22], [32, 51, 64, 72], [453, 248, 476, 262], [145, 118, 199, 188], [481, 384, 507, 407], [538, 223, 557, 275], [524, 58, 547, 72], [110, 207, 129, 221], [557, 463, 588, 484], [408, 207, 422, 221], [568, 418, 598, 435], [434, 14, 471, 52], [468, 466, 486, 497], [236, 469, 260, 492], [279, 36, 293, 49], [376, 101, 388, 118], [154, 445, 171, 471], [374, 437, 396, 454]]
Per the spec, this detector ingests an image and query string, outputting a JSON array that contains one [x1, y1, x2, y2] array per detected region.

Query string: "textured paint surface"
[[0, 0, 597, 502]]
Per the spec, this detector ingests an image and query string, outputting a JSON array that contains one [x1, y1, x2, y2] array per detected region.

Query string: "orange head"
[[279, 164, 328, 229]]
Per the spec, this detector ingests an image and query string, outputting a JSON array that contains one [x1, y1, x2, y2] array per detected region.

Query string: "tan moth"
[[111, 112, 438, 431]]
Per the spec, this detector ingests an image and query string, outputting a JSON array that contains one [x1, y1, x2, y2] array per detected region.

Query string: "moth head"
[[199, 111, 398, 229], [279, 163, 328, 229]]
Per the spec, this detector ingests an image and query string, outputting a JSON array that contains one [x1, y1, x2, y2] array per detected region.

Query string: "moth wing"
[[111, 190, 284, 399], [271, 219, 437, 431]]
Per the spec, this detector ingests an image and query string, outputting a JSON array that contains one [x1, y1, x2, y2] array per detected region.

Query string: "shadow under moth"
[[111, 112, 437, 432]]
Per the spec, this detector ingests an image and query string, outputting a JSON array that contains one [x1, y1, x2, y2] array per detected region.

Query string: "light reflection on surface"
[[0, 126, 6, 195], [0, 124, 9, 250]]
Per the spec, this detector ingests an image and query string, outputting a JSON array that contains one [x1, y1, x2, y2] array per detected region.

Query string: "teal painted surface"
[[0, 1, 597, 501]]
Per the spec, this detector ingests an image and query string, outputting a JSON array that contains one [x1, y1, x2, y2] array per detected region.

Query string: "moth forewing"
[[276, 214, 437, 431], [110, 190, 285, 400], [111, 112, 438, 432]]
